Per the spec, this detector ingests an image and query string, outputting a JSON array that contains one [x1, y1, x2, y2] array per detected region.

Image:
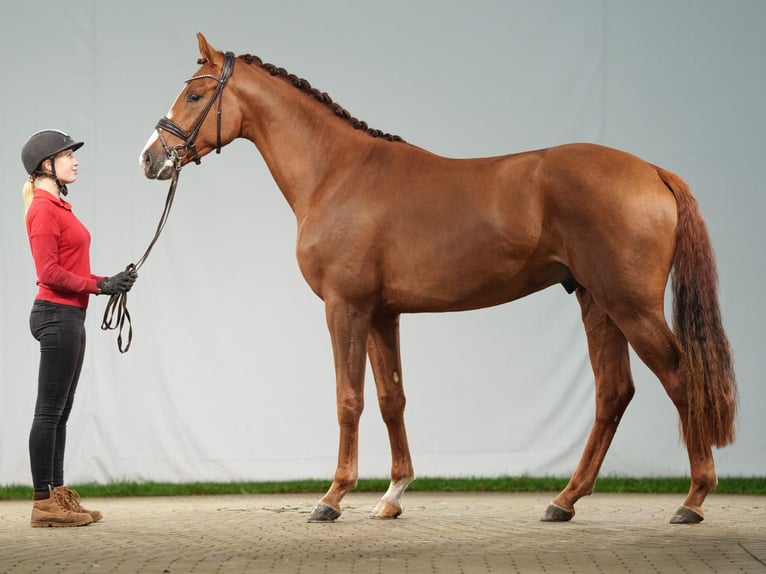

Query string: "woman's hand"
[[97, 270, 138, 295]]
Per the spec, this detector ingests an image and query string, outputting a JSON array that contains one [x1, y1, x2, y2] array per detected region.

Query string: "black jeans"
[[28, 300, 87, 493]]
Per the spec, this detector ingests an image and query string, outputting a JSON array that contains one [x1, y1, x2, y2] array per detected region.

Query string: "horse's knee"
[[378, 391, 406, 425], [337, 396, 364, 424]]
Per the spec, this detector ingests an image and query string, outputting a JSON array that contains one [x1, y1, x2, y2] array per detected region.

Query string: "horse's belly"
[[382, 260, 567, 313]]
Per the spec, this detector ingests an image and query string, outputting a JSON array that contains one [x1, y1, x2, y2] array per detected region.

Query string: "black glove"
[[98, 270, 138, 295]]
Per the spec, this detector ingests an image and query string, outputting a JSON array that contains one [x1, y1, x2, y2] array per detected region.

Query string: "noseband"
[[155, 51, 236, 168]]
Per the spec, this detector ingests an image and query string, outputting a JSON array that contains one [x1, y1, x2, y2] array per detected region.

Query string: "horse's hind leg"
[[543, 288, 635, 521], [614, 309, 717, 523], [367, 312, 415, 518]]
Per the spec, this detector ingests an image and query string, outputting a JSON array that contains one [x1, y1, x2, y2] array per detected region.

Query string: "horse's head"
[[140, 33, 240, 180]]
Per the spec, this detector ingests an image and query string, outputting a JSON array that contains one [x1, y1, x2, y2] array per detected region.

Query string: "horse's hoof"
[[541, 503, 575, 522], [308, 503, 341, 523], [669, 505, 704, 524], [371, 499, 402, 519]]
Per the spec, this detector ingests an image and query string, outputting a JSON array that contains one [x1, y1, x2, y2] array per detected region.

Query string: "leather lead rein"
[[101, 170, 180, 353], [102, 52, 236, 353]]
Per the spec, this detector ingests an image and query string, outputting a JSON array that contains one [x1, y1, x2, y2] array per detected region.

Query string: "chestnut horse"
[[140, 33, 736, 524]]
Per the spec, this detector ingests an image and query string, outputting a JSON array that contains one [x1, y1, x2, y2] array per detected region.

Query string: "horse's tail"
[[655, 165, 737, 453]]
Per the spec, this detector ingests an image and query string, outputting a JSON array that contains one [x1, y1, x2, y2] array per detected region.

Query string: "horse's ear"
[[196, 32, 220, 66]]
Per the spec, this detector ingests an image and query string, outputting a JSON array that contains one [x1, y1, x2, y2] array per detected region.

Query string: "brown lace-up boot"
[[52, 486, 103, 523], [31, 489, 93, 527]]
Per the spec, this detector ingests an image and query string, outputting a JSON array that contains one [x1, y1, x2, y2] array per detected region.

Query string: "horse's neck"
[[237, 67, 363, 218]]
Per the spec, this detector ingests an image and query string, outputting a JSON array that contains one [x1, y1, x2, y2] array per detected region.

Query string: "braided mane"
[[205, 54, 404, 143]]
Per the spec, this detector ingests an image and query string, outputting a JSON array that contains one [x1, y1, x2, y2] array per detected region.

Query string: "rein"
[[100, 170, 180, 352], [101, 52, 236, 353]]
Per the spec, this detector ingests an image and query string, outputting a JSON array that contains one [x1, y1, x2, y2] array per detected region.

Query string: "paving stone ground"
[[0, 492, 764, 573]]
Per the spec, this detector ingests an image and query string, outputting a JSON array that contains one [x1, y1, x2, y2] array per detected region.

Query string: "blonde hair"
[[23, 176, 35, 221]]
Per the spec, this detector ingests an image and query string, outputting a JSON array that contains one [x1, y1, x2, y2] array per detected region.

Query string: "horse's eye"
[[187, 93, 203, 103]]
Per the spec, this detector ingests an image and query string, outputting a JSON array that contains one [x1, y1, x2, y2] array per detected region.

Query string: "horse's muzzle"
[[140, 151, 174, 181]]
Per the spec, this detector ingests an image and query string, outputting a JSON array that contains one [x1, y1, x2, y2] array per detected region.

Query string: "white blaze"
[[139, 90, 184, 170]]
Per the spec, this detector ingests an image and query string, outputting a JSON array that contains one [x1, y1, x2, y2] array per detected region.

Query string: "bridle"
[[101, 51, 236, 353], [155, 51, 236, 168]]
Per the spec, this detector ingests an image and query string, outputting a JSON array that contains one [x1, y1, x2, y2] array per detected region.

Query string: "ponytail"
[[23, 177, 35, 221]]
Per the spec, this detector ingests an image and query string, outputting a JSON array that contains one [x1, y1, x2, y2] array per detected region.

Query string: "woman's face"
[[46, 149, 79, 184]]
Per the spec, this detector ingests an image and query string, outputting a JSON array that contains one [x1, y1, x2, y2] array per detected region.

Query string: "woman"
[[22, 129, 137, 527]]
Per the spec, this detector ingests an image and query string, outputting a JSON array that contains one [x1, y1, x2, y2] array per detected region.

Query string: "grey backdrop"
[[1, 0, 763, 486]]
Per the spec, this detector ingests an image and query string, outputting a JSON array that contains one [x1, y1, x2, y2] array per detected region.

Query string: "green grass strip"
[[1, 476, 764, 500]]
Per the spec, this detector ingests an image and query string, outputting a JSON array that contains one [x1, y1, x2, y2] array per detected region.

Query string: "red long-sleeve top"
[[26, 189, 102, 309]]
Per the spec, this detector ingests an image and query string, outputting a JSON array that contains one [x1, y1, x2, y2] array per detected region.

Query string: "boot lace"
[[51, 487, 74, 511], [63, 487, 85, 511]]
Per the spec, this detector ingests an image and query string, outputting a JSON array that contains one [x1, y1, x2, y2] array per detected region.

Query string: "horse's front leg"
[[308, 299, 372, 523], [367, 312, 415, 519]]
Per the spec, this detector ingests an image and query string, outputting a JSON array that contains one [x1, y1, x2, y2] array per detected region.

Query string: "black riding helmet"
[[22, 129, 84, 196]]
